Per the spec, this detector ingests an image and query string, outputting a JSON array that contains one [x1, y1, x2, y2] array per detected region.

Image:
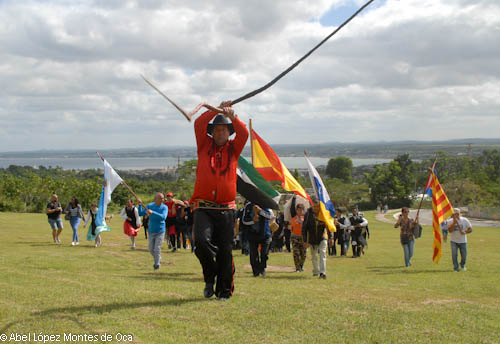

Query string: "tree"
[[364, 154, 415, 208], [326, 156, 353, 182]]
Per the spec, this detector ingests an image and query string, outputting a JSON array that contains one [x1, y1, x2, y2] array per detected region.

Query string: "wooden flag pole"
[[96, 152, 142, 205], [415, 155, 437, 222], [249, 118, 254, 166]]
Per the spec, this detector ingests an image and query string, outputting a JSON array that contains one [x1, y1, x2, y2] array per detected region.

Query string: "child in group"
[[84, 203, 101, 247], [120, 199, 141, 249]]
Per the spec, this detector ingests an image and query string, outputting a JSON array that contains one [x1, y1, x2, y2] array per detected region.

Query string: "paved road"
[[376, 209, 500, 228]]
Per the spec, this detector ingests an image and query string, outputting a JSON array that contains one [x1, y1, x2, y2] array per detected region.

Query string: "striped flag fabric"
[[427, 168, 454, 263], [251, 129, 310, 201], [237, 156, 280, 210], [304, 154, 336, 231]]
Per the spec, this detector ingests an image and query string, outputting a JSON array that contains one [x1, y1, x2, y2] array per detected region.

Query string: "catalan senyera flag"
[[251, 129, 310, 201], [304, 154, 336, 232], [425, 167, 454, 264]]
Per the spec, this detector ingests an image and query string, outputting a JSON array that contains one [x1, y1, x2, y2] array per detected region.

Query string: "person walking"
[[243, 202, 274, 277], [190, 101, 248, 300], [65, 197, 85, 246], [334, 208, 350, 256], [84, 203, 101, 247], [164, 192, 178, 252], [142, 213, 149, 239], [349, 206, 368, 258], [289, 197, 307, 272], [138, 193, 169, 271], [394, 207, 418, 267], [446, 208, 472, 272], [46, 194, 63, 243], [120, 199, 142, 249], [303, 197, 330, 279]]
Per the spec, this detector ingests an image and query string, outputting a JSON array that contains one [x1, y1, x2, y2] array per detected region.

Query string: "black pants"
[[338, 239, 346, 256], [240, 227, 249, 255], [169, 234, 177, 249], [194, 208, 235, 297], [248, 237, 272, 276], [284, 229, 291, 252], [329, 236, 337, 256], [176, 225, 187, 249]]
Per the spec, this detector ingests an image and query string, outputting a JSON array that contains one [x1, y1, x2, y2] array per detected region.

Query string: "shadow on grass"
[[367, 266, 451, 275], [37, 297, 204, 317], [260, 275, 306, 280], [126, 272, 203, 283], [0, 297, 204, 333]]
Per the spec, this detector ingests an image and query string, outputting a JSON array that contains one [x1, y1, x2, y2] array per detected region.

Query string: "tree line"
[[1, 150, 498, 213]]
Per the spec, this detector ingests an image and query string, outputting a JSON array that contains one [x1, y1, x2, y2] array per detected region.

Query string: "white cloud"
[[0, 0, 499, 151]]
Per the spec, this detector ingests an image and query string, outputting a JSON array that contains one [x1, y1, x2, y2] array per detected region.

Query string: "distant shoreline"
[[0, 156, 394, 171]]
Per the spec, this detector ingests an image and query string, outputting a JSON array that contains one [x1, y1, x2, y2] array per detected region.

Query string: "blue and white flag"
[[87, 159, 123, 241], [304, 154, 336, 231]]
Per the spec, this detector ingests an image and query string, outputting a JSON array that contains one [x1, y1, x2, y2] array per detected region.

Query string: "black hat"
[[207, 115, 235, 136]]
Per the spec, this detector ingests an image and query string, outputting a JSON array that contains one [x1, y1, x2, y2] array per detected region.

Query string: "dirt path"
[[375, 209, 500, 228]]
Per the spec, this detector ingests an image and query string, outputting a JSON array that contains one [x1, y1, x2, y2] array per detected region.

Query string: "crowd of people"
[[44, 101, 474, 301]]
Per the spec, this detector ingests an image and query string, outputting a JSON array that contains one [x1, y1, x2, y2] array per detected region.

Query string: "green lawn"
[[0, 211, 499, 344]]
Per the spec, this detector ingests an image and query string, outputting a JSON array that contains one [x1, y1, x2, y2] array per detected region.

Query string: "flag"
[[87, 159, 123, 241], [304, 154, 336, 232], [237, 156, 280, 210], [251, 129, 310, 201], [428, 168, 454, 263]]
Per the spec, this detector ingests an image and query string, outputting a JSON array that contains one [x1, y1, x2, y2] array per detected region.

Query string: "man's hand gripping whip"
[[142, 0, 375, 121]]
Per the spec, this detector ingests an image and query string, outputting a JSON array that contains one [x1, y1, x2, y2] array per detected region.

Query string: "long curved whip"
[[143, 0, 375, 120]]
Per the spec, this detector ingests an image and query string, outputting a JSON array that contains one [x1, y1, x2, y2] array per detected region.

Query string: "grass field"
[[0, 211, 499, 344]]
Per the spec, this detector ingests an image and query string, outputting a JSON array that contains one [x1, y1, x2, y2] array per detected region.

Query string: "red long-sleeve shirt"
[[190, 110, 249, 206]]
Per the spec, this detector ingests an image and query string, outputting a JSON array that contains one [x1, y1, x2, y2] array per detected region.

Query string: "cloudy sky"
[[1, 0, 499, 152]]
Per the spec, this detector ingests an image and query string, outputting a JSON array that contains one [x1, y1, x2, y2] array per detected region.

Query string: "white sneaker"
[[462, 266, 467, 271], [71, 241, 75, 246], [75, 242, 79, 245]]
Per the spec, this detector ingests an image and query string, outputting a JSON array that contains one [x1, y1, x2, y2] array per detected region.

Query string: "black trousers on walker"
[[194, 208, 235, 297]]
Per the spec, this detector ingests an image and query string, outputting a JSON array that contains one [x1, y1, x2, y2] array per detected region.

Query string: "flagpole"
[[415, 155, 437, 221], [249, 118, 254, 166], [96, 152, 142, 204]]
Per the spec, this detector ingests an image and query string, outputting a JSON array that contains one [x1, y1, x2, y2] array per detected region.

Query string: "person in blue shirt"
[[138, 193, 169, 271], [242, 201, 275, 277]]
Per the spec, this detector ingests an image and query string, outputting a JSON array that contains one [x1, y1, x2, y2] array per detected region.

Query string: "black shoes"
[[319, 273, 327, 279], [204, 283, 215, 299], [153, 264, 159, 271]]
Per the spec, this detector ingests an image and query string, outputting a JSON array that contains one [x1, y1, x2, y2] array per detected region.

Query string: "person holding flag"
[[394, 207, 419, 267], [190, 101, 248, 301], [83, 203, 100, 247], [303, 154, 336, 279], [87, 157, 123, 244], [302, 196, 331, 279]]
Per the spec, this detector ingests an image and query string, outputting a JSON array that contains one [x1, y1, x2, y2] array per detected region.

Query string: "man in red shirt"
[[190, 101, 249, 300], [164, 192, 178, 251]]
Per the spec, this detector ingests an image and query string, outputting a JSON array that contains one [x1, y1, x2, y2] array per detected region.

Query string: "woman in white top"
[[120, 199, 141, 249], [65, 197, 85, 246]]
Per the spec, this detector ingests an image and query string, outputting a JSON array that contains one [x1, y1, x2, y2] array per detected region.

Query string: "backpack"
[[413, 223, 423, 239]]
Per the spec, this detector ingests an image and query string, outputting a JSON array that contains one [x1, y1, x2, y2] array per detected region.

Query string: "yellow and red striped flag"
[[424, 168, 454, 263], [251, 129, 310, 201]]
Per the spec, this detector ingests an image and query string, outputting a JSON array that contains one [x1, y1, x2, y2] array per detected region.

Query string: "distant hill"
[[1, 138, 499, 160]]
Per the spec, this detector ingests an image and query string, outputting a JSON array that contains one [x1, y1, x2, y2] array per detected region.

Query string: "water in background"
[[0, 156, 393, 170]]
